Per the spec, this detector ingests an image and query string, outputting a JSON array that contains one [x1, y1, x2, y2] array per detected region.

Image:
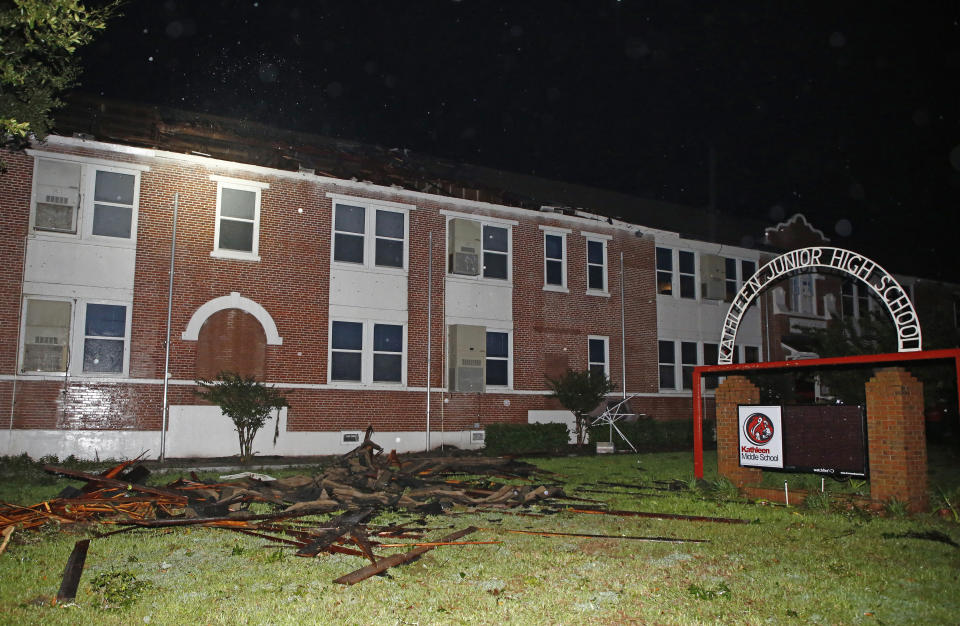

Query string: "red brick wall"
[[195, 309, 267, 379], [2, 143, 668, 436], [865, 367, 928, 511], [715, 376, 762, 486]]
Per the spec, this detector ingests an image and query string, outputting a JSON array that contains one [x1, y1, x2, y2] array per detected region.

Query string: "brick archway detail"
[[181, 292, 283, 345]]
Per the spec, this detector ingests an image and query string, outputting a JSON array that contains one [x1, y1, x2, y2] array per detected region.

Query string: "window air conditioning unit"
[[23, 337, 67, 372], [448, 218, 481, 276], [35, 194, 77, 232], [448, 324, 485, 392], [699, 253, 726, 301]]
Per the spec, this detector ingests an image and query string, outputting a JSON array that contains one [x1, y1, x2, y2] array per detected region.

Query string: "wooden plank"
[[333, 526, 477, 585], [55, 539, 90, 604], [296, 507, 374, 557]]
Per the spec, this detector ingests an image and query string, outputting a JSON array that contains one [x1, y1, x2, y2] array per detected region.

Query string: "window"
[[703, 342, 719, 390], [482, 225, 508, 279], [842, 280, 874, 319], [678, 251, 696, 299], [588, 336, 609, 379], [330, 321, 363, 381], [656, 247, 672, 295], [741, 260, 756, 283], [791, 274, 815, 314], [373, 323, 403, 382], [542, 230, 567, 289], [82, 304, 126, 373], [331, 196, 410, 270], [485, 331, 510, 387], [584, 235, 609, 293], [21, 299, 71, 373], [744, 346, 760, 363], [658, 340, 676, 389], [211, 176, 268, 260], [32, 157, 142, 241], [724, 258, 738, 301], [329, 320, 405, 385], [20, 297, 130, 376], [681, 341, 698, 390]]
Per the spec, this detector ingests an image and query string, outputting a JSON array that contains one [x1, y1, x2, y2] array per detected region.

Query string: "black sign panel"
[[780, 405, 868, 478]]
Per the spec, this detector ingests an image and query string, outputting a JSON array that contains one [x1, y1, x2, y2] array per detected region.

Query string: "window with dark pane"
[[82, 303, 126, 373], [334, 204, 365, 263], [656, 247, 673, 295], [218, 187, 257, 252], [373, 323, 403, 382], [681, 341, 698, 390], [544, 233, 564, 286], [703, 342, 719, 389], [92, 170, 135, 238], [375, 210, 404, 268], [724, 257, 738, 302], [678, 251, 696, 299], [331, 321, 363, 380], [587, 239, 606, 291], [588, 337, 607, 378], [482, 225, 508, 279], [485, 331, 509, 386], [744, 346, 760, 363], [658, 340, 675, 389]]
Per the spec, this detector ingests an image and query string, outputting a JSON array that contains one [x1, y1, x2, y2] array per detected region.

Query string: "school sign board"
[[738, 405, 783, 468]]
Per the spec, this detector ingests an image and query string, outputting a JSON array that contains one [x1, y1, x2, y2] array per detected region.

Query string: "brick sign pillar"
[[715, 375, 762, 487], [865, 367, 928, 512]]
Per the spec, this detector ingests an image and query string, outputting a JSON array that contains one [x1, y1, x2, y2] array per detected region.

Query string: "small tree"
[[546, 368, 615, 448], [195, 372, 289, 464]]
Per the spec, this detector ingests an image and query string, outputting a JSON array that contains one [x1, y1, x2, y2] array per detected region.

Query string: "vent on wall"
[[448, 324, 486, 392], [341, 431, 362, 445], [470, 430, 485, 443], [448, 218, 481, 276]]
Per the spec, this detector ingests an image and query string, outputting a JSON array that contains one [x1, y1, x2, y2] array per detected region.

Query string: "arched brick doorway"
[[195, 308, 267, 379]]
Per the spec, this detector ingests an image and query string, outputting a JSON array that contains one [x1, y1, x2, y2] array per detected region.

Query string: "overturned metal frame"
[[691, 348, 960, 479]]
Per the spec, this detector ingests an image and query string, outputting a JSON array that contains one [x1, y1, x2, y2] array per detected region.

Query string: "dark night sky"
[[75, 1, 960, 280]]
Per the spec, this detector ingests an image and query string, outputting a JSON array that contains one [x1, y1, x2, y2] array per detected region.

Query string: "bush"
[[586, 417, 716, 452], [484, 423, 570, 456]]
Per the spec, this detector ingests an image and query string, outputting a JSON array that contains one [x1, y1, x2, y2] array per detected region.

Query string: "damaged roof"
[[53, 94, 771, 249]]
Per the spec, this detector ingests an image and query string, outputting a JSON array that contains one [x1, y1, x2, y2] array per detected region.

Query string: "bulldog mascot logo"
[[743, 412, 775, 446]]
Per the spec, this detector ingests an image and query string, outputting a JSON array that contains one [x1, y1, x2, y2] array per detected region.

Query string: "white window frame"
[[539, 226, 569, 292], [587, 335, 610, 379], [329, 194, 413, 274], [658, 339, 677, 390], [677, 250, 697, 300], [441, 210, 517, 285], [582, 231, 611, 296], [29, 154, 145, 246], [485, 329, 512, 389], [19, 296, 132, 377], [210, 175, 269, 261], [327, 319, 407, 387]]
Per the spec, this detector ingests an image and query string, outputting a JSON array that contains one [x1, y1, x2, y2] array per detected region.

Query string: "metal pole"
[[160, 193, 178, 462], [620, 251, 626, 400], [426, 231, 432, 451]]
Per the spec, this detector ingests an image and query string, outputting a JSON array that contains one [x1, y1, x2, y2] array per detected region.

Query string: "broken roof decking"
[[54, 94, 770, 248]]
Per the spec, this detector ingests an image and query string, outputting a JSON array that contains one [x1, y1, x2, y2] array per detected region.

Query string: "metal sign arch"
[[718, 246, 922, 364]]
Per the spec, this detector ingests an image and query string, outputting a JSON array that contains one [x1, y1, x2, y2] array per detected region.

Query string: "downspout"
[[620, 251, 626, 400], [160, 193, 178, 462], [7, 233, 28, 452], [425, 231, 432, 451]]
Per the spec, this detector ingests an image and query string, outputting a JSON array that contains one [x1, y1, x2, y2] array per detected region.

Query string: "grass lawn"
[[1, 448, 958, 625]]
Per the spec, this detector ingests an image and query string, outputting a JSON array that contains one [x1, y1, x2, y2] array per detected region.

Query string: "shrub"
[[484, 423, 569, 456], [546, 369, 615, 447], [587, 416, 716, 451], [195, 372, 289, 464]]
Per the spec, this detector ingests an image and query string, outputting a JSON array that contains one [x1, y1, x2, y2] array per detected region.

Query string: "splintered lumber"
[[334, 526, 478, 585], [55, 539, 90, 604], [296, 507, 375, 557], [42, 465, 188, 503], [0, 526, 14, 556]]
